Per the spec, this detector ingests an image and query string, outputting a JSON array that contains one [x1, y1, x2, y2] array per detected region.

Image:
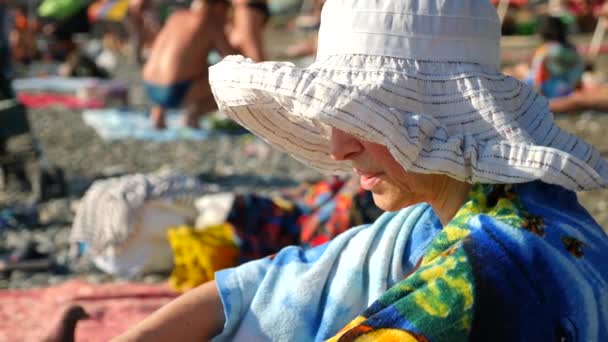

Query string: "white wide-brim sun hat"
[[209, 0, 608, 191]]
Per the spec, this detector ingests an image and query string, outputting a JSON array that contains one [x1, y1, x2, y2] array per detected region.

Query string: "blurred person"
[[38, 0, 92, 61], [58, 48, 110, 78], [555, 0, 608, 105], [284, 0, 325, 58], [504, 15, 585, 99], [600, 0, 608, 16], [228, 0, 269, 62], [9, 5, 39, 65], [126, 0, 160, 65], [142, 0, 233, 129], [291, 0, 325, 30], [567, 0, 606, 32], [529, 15, 585, 97]]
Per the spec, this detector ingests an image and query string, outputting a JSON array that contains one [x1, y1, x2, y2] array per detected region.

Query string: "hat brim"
[[209, 55, 608, 191]]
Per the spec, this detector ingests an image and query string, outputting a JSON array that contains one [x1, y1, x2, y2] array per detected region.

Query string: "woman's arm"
[[550, 85, 608, 114], [112, 281, 225, 342]]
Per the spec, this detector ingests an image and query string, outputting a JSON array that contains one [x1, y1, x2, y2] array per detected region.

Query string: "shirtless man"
[[142, 0, 233, 129]]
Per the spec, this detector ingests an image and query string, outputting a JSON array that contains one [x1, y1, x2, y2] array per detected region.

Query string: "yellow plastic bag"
[[167, 224, 239, 292]]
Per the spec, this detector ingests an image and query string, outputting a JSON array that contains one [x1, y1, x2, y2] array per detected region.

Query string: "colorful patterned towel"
[[227, 176, 383, 263], [213, 181, 608, 341]]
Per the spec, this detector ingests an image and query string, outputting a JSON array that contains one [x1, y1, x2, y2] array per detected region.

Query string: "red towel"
[[17, 93, 105, 109], [0, 279, 178, 341]]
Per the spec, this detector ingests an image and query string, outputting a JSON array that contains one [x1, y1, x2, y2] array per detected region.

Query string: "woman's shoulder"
[[374, 181, 608, 341], [460, 181, 608, 340], [458, 181, 607, 270]]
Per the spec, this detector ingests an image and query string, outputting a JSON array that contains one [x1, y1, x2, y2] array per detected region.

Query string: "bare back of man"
[[142, 1, 232, 129]]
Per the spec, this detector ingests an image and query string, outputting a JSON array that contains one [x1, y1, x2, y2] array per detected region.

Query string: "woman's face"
[[330, 128, 449, 212]]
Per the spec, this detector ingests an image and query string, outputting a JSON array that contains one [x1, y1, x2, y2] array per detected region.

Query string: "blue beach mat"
[[12, 77, 127, 93], [82, 108, 247, 142]]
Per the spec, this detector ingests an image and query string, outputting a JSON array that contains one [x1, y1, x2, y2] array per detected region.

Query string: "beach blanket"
[[0, 279, 177, 342], [12, 77, 128, 95], [17, 92, 105, 109], [82, 108, 247, 142], [82, 108, 209, 141]]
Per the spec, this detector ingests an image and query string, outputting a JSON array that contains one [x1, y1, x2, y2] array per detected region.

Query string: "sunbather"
[[143, 0, 269, 129], [142, 0, 233, 129], [504, 15, 585, 99]]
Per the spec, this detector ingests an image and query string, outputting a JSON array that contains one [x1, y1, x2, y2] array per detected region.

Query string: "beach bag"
[[71, 170, 208, 277], [91, 199, 194, 277]]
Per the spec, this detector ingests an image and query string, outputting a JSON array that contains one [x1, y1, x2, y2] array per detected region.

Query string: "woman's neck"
[[430, 177, 472, 226]]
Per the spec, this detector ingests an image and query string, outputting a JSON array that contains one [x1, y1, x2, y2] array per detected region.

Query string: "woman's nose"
[[330, 128, 363, 161]]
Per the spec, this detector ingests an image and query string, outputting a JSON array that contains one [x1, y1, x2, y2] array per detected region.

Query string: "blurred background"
[[0, 0, 607, 340]]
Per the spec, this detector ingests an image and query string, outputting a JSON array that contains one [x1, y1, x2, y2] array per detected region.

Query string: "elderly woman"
[[115, 0, 608, 341]]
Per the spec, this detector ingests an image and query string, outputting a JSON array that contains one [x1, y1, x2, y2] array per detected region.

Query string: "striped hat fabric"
[[209, 0, 608, 191]]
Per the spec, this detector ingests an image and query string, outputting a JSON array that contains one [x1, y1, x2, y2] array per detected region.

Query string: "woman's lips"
[[354, 169, 383, 190]]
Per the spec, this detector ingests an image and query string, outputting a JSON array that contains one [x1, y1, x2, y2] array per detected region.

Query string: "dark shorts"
[[245, 1, 270, 19], [143, 79, 192, 108], [208, 0, 270, 19]]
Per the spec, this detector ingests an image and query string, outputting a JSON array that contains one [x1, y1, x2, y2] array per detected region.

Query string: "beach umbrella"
[[87, 0, 130, 22]]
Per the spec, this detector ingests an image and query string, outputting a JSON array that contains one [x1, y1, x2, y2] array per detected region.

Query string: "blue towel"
[[13, 77, 126, 93], [82, 108, 211, 142]]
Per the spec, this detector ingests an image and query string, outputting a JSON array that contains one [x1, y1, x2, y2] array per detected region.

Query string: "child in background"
[[503, 15, 585, 99], [527, 15, 585, 98]]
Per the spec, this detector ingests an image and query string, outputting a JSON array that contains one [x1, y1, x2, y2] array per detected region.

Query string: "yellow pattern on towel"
[[168, 224, 239, 292]]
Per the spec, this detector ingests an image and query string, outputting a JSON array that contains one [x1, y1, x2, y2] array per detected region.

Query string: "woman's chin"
[[371, 193, 411, 212]]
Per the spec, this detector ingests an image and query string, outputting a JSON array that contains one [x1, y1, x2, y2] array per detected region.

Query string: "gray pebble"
[[10, 270, 27, 282]]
